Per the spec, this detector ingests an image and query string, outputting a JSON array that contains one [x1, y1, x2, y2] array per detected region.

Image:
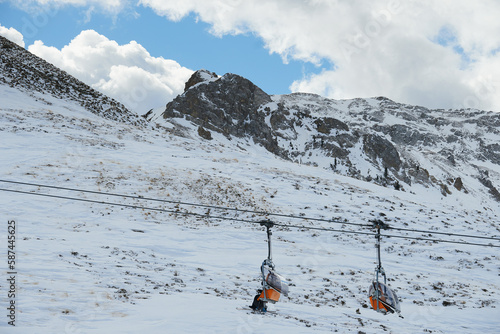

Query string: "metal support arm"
[[259, 220, 275, 265]]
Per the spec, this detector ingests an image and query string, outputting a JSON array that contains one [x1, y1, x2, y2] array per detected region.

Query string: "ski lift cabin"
[[368, 220, 402, 316], [259, 265, 289, 303], [251, 220, 289, 312], [369, 281, 401, 314]]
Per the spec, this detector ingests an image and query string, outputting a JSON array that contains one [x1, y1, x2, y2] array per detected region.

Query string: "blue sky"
[[1, 1, 499, 113]]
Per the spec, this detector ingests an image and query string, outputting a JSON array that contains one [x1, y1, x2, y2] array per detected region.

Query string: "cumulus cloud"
[[0, 25, 25, 47], [139, 0, 500, 111], [28, 30, 193, 112]]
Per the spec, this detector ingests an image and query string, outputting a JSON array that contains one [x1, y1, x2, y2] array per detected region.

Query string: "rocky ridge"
[[0, 35, 145, 126], [163, 70, 500, 201]]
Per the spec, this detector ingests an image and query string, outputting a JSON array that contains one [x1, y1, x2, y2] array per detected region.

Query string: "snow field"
[[1, 85, 499, 333]]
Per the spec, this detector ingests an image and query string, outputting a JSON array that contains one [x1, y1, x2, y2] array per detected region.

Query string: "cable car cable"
[[1, 186, 499, 248], [1, 179, 499, 242], [0, 179, 367, 228]]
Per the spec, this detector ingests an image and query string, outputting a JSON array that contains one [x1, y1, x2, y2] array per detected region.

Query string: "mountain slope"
[[0, 35, 145, 126], [0, 46, 499, 333], [162, 70, 500, 204]]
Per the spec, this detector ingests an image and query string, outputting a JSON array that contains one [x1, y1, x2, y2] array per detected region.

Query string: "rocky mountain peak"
[[184, 69, 218, 91], [163, 71, 278, 153]]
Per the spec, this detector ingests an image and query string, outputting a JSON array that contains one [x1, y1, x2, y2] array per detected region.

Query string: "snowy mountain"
[[1, 39, 500, 333], [162, 69, 500, 204]]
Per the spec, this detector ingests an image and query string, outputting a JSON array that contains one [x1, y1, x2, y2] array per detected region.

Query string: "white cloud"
[[0, 25, 25, 47], [28, 30, 193, 112], [9, 0, 129, 15], [139, 0, 500, 111]]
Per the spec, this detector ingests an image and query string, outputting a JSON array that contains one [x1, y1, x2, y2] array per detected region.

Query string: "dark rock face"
[[197, 126, 212, 140], [314, 117, 349, 134], [479, 170, 500, 202], [453, 177, 464, 191], [162, 69, 500, 200], [484, 143, 500, 165], [164, 71, 282, 155], [362, 134, 401, 170]]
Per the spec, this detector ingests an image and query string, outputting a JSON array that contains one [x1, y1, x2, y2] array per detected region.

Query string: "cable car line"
[[383, 225, 499, 241], [0, 187, 255, 224], [1, 186, 500, 249], [1, 178, 499, 242], [271, 221, 500, 248], [0, 179, 367, 228]]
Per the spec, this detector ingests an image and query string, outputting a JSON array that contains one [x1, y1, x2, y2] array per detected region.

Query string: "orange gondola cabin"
[[369, 281, 401, 314], [258, 266, 289, 303], [368, 220, 402, 316]]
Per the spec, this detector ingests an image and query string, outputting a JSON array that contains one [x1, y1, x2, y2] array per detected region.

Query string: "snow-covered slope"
[[1, 78, 500, 333], [1, 44, 500, 333]]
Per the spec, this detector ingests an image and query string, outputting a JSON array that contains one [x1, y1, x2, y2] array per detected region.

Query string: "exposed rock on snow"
[[164, 71, 280, 156], [184, 69, 218, 91], [162, 70, 500, 202]]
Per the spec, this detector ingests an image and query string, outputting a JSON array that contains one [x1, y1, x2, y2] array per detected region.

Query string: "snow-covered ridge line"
[[0, 35, 145, 126]]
